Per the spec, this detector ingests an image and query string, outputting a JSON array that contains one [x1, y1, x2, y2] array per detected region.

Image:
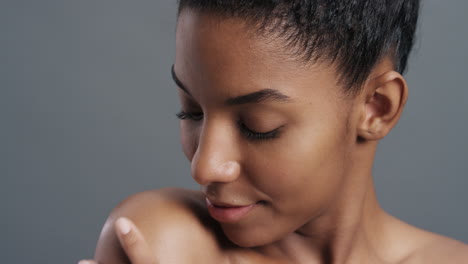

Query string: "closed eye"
[[176, 110, 204, 121], [238, 121, 282, 141], [176, 110, 282, 141]]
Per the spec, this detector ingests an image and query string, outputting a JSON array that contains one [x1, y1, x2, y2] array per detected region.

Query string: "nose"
[[191, 120, 241, 186]]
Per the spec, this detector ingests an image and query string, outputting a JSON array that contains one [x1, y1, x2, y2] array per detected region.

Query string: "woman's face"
[[174, 10, 359, 247]]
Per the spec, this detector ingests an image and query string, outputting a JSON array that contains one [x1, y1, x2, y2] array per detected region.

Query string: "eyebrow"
[[171, 65, 192, 96], [171, 65, 291, 106]]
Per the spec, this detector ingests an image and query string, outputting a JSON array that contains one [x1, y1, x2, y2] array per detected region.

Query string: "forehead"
[[174, 9, 346, 105], [175, 10, 294, 74]]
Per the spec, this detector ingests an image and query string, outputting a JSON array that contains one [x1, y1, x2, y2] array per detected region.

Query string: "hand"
[[79, 217, 158, 264]]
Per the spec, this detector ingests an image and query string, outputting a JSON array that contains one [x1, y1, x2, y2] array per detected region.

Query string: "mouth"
[[205, 198, 260, 223]]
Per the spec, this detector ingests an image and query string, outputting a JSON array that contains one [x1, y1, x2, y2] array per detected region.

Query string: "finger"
[[78, 260, 99, 264], [115, 217, 157, 264]]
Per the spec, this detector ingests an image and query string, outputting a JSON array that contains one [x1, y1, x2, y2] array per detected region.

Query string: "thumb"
[[115, 217, 158, 264], [78, 260, 99, 264]]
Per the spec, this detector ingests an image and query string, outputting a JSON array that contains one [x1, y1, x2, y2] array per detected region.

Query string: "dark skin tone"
[[80, 10, 468, 264]]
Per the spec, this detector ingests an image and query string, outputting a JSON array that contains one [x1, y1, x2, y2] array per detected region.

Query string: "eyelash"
[[176, 111, 204, 121], [175, 111, 281, 141]]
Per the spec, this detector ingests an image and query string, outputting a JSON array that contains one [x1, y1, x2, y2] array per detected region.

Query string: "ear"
[[357, 71, 408, 141]]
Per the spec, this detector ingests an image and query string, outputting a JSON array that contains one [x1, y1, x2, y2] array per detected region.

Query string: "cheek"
[[246, 118, 351, 215], [225, 128, 351, 248]]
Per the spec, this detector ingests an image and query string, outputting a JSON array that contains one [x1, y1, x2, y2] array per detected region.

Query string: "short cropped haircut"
[[177, 0, 420, 94]]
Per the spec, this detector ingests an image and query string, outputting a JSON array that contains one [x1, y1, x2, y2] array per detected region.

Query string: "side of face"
[[174, 10, 366, 247]]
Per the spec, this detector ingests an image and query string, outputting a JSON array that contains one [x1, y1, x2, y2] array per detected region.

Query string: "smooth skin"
[[81, 10, 468, 264]]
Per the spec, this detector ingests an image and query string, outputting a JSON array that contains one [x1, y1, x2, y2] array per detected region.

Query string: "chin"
[[221, 224, 279, 248]]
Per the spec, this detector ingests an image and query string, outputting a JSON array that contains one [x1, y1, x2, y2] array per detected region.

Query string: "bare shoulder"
[[94, 188, 230, 264], [400, 228, 468, 264]]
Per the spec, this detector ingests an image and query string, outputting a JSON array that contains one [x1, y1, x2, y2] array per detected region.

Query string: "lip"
[[206, 198, 257, 223]]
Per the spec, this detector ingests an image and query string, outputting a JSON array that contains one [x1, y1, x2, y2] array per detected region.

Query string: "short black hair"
[[177, 0, 420, 94]]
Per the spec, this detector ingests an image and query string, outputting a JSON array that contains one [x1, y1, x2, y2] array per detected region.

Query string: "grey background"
[[2, 0, 467, 263]]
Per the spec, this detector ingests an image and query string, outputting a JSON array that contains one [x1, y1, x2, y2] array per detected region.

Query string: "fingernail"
[[116, 217, 131, 235], [78, 260, 91, 264]]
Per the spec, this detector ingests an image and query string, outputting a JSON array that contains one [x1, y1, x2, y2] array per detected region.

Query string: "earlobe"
[[357, 71, 408, 141]]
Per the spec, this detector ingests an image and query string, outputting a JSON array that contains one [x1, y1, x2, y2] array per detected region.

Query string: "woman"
[[81, 1, 468, 263]]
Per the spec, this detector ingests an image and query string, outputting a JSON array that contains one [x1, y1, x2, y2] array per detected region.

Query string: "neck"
[[259, 143, 396, 264]]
